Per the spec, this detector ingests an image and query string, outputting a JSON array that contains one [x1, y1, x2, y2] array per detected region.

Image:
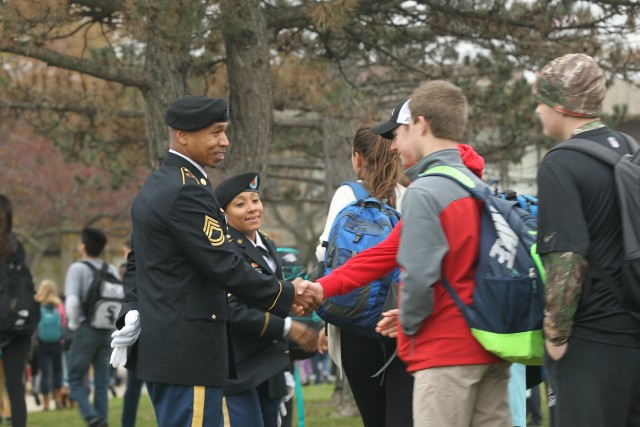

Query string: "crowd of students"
[[2, 52, 639, 427]]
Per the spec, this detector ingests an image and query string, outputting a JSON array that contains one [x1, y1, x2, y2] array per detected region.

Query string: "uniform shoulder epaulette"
[[180, 167, 207, 186]]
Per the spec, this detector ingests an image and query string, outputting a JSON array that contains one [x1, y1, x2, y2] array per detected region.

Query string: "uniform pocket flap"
[[185, 294, 229, 321]]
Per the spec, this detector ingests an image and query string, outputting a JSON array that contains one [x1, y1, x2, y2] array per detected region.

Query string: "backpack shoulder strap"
[[549, 138, 622, 167], [419, 165, 484, 199], [342, 181, 369, 200], [80, 260, 98, 272], [81, 260, 108, 275], [619, 132, 640, 152]]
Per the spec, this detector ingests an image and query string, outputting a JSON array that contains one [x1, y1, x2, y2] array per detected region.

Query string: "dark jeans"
[[340, 329, 414, 427], [37, 340, 63, 395], [67, 324, 112, 423], [527, 384, 543, 425], [1, 334, 30, 427], [122, 369, 144, 427], [545, 336, 640, 427]]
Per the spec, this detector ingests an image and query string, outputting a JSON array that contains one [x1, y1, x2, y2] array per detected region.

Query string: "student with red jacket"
[[306, 90, 511, 426]]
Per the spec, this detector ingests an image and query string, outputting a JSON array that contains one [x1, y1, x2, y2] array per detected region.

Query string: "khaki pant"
[[412, 362, 511, 427]]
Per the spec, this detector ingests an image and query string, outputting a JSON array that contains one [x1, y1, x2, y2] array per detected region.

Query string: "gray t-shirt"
[[64, 258, 120, 328]]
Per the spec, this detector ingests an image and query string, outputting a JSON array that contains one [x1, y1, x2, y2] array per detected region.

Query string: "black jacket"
[[117, 152, 294, 387], [224, 227, 289, 397]]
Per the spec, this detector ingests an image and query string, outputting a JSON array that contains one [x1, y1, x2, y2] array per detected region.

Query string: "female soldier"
[[214, 173, 316, 427]]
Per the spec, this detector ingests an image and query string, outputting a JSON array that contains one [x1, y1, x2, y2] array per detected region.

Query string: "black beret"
[[214, 172, 260, 208], [164, 95, 229, 131]]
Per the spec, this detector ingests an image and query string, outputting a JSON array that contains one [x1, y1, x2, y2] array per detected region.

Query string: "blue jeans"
[[67, 324, 112, 423], [38, 341, 63, 395]]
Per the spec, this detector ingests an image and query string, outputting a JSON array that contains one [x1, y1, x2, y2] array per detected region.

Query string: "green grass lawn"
[[26, 383, 548, 426], [26, 383, 363, 427]]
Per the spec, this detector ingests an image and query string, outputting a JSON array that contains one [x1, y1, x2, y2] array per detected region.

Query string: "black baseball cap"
[[371, 99, 412, 140]]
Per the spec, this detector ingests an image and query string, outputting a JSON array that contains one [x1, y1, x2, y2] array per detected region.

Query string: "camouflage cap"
[[534, 53, 605, 118]]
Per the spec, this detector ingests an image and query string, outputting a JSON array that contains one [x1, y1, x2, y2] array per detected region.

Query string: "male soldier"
[[111, 96, 320, 427], [534, 53, 640, 426]]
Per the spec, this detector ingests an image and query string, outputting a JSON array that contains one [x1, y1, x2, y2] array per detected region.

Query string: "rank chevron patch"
[[203, 215, 225, 246]]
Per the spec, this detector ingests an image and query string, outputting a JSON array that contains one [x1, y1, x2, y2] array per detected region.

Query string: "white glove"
[[110, 310, 141, 368], [283, 371, 295, 402], [277, 371, 295, 427], [110, 346, 128, 368]]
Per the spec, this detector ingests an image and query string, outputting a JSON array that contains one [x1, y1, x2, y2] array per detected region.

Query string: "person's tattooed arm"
[[542, 252, 589, 346]]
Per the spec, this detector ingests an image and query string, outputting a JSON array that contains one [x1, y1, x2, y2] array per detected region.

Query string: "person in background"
[[34, 279, 66, 410], [526, 384, 543, 427], [534, 53, 640, 426], [314, 123, 413, 427], [214, 172, 317, 427], [0, 194, 31, 427], [65, 226, 120, 427]]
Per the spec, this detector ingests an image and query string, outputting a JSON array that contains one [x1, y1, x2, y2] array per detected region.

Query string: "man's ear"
[[418, 116, 431, 136], [176, 130, 189, 146]]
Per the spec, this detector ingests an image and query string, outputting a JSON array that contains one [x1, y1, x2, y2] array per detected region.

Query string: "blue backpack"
[[316, 182, 401, 340], [498, 189, 538, 219], [420, 166, 545, 365], [38, 304, 62, 343]]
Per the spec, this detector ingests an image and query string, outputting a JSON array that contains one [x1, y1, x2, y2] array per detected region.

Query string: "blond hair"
[[34, 279, 62, 306], [410, 80, 468, 142]]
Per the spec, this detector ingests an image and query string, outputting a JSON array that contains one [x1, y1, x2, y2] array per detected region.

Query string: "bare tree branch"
[[0, 42, 150, 89]]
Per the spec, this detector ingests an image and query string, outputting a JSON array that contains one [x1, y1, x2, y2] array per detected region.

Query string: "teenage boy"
[[397, 80, 511, 427], [534, 53, 640, 426], [65, 227, 120, 427]]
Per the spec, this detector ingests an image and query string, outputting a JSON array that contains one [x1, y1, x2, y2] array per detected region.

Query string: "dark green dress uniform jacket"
[[224, 227, 289, 398], [116, 152, 294, 387]]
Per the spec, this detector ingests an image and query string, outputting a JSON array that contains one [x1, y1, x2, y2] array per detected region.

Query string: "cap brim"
[[371, 121, 399, 140]]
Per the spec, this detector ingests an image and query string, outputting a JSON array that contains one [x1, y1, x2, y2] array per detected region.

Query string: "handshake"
[[291, 279, 324, 316]]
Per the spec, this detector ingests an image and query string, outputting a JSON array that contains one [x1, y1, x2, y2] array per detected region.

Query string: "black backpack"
[[81, 261, 124, 330], [0, 253, 40, 336], [549, 135, 640, 320]]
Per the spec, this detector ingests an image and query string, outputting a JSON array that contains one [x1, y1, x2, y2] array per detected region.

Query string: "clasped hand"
[[288, 320, 318, 353], [290, 279, 324, 315]]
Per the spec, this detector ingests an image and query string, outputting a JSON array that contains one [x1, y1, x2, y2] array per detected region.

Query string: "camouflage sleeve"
[[542, 252, 589, 346]]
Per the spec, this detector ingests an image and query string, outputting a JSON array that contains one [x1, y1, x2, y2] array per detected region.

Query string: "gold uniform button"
[[211, 314, 217, 320], [200, 178, 207, 185]]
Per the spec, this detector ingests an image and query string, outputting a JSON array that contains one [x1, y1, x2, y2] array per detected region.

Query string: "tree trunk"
[[139, 0, 201, 169], [220, 0, 273, 177], [322, 118, 355, 204]]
